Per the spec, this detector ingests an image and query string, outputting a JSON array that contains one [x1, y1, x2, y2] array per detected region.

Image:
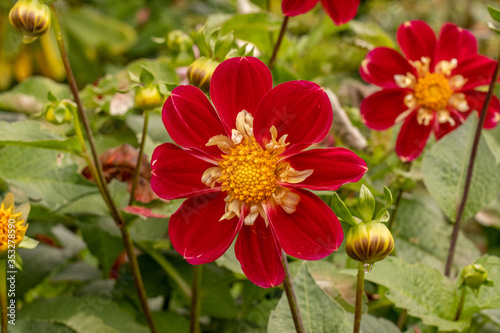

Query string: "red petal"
[[235, 216, 285, 288], [454, 55, 497, 91], [163, 85, 226, 159], [151, 143, 217, 200], [433, 111, 468, 140], [464, 91, 500, 129], [360, 89, 411, 130], [435, 23, 477, 64], [210, 57, 273, 133], [282, 0, 319, 16], [397, 21, 436, 62], [282, 148, 367, 191], [268, 189, 343, 260], [320, 0, 360, 25], [169, 192, 242, 265], [253, 81, 332, 157], [122, 206, 167, 219], [395, 111, 433, 162], [360, 47, 416, 89]]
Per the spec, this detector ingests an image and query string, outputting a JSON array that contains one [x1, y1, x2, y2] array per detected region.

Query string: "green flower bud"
[[134, 85, 165, 110], [44, 100, 75, 124], [460, 264, 494, 290], [9, 0, 51, 44], [345, 221, 394, 264], [167, 30, 193, 55], [187, 57, 219, 92]]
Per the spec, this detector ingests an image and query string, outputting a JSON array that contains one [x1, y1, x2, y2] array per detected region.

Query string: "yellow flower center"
[[218, 136, 278, 204], [0, 203, 27, 252], [414, 72, 453, 111]]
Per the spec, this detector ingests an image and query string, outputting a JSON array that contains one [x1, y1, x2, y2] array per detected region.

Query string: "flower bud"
[[345, 221, 394, 264], [134, 85, 165, 110], [167, 30, 193, 55], [9, 0, 51, 44], [187, 57, 219, 92], [44, 100, 75, 125], [460, 264, 493, 290]]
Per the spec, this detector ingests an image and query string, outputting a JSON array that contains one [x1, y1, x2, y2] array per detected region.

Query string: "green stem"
[[353, 262, 365, 333], [396, 309, 407, 330], [268, 16, 289, 70], [281, 250, 305, 333], [190, 265, 202, 333], [444, 50, 500, 277], [129, 110, 150, 206], [454, 288, 467, 321], [0, 260, 6, 333], [50, 6, 157, 333]]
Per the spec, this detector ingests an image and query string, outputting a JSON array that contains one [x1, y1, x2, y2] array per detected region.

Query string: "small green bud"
[[187, 57, 219, 92], [167, 30, 193, 55], [345, 221, 394, 264], [44, 99, 75, 124], [134, 85, 165, 110], [460, 264, 494, 291], [9, 0, 51, 44]]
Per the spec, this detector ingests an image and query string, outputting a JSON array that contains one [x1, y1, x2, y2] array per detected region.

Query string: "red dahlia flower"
[[360, 21, 500, 162], [151, 57, 367, 288], [282, 0, 360, 25]]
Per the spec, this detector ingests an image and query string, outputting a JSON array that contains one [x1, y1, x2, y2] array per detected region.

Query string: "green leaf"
[[0, 77, 70, 114], [139, 66, 155, 86], [357, 185, 376, 222], [47, 91, 58, 103], [393, 195, 481, 273], [268, 263, 353, 333], [422, 117, 500, 222], [374, 187, 393, 221], [331, 192, 358, 226], [488, 6, 500, 23], [11, 320, 75, 333], [362, 257, 467, 332], [360, 314, 400, 333], [18, 236, 39, 250], [126, 57, 178, 85], [214, 31, 234, 61], [349, 21, 395, 48], [0, 146, 97, 210]]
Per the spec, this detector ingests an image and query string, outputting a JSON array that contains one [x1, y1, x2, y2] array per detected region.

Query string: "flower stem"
[[444, 50, 500, 277], [396, 309, 407, 330], [50, 6, 158, 333], [190, 265, 202, 333], [0, 260, 7, 333], [353, 262, 365, 333], [454, 288, 467, 321], [268, 16, 289, 70], [129, 110, 150, 206], [281, 250, 305, 333]]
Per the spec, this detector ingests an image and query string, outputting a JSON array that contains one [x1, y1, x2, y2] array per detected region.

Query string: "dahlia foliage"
[[151, 57, 367, 287], [360, 21, 500, 161]]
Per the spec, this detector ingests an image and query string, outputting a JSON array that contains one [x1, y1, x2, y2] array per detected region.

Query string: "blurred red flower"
[[282, 0, 360, 25], [151, 56, 367, 288]]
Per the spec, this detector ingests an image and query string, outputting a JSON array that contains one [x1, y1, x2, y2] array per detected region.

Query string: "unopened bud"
[[460, 264, 493, 291], [134, 85, 165, 110], [167, 30, 193, 55], [187, 57, 219, 92], [346, 221, 394, 264], [44, 100, 75, 124], [9, 0, 51, 44]]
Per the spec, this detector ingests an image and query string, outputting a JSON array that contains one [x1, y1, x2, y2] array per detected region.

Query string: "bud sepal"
[[459, 264, 494, 293]]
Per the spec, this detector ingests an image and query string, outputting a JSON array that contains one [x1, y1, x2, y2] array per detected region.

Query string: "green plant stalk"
[[50, 5, 158, 333], [190, 265, 202, 333], [129, 110, 150, 206], [444, 50, 500, 277], [454, 288, 466, 321], [0, 260, 6, 333], [281, 250, 305, 333], [268, 16, 289, 70], [396, 309, 407, 330], [353, 262, 365, 333]]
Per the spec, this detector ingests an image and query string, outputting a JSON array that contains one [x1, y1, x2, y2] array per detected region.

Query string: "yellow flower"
[[0, 193, 30, 256]]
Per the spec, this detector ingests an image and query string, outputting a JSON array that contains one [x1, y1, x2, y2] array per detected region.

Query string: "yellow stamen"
[[414, 72, 453, 111], [0, 202, 28, 253]]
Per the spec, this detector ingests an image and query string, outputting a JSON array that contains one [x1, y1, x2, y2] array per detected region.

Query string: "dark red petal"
[[163, 85, 226, 159], [169, 192, 242, 265], [433, 110, 468, 140], [360, 89, 411, 130], [435, 23, 477, 64], [454, 55, 497, 91], [282, 0, 319, 16], [464, 91, 500, 129], [395, 110, 433, 162], [151, 143, 217, 200], [253, 80, 332, 157], [360, 47, 416, 88], [320, 0, 360, 25], [235, 216, 285, 288], [282, 148, 367, 191], [268, 189, 343, 260], [397, 20, 436, 62], [210, 57, 273, 133]]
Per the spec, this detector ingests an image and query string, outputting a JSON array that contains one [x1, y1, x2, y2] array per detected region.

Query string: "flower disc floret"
[[414, 72, 453, 111], [0, 193, 29, 255], [218, 137, 278, 204]]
